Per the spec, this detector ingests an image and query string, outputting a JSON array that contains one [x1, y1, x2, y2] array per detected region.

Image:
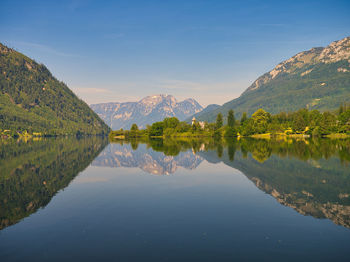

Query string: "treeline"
[[110, 104, 350, 138]]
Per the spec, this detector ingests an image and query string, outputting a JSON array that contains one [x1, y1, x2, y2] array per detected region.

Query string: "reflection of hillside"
[[92, 143, 203, 175], [253, 177, 350, 228], [198, 149, 350, 228], [0, 137, 108, 230]]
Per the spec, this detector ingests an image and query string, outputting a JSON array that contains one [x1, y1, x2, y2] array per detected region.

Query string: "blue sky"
[[1, 0, 350, 106]]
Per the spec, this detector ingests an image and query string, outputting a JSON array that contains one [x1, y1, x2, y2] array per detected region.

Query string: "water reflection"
[[1, 136, 350, 232], [92, 141, 203, 175], [101, 137, 350, 228], [0, 137, 108, 230]]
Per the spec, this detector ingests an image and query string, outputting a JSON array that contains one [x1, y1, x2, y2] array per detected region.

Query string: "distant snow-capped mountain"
[[90, 94, 203, 130]]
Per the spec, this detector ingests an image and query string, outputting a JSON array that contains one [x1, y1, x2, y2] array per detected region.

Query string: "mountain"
[[194, 36, 350, 122], [0, 43, 110, 136], [90, 94, 203, 130], [186, 104, 220, 121]]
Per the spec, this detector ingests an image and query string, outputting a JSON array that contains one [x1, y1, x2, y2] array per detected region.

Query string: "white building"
[[192, 117, 205, 129]]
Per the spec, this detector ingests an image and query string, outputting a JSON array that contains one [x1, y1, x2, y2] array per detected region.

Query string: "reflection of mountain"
[[92, 143, 203, 175], [198, 148, 350, 228], [0, 137, 108, 230]]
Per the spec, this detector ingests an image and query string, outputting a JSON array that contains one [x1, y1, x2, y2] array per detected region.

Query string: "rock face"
[[193, 36, 350, 122], [90, 94, 203, 130]]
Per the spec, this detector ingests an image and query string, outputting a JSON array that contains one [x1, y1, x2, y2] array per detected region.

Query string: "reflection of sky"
[[1, 152, 350, 261]]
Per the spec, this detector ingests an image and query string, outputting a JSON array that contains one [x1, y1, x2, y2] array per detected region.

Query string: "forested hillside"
[[0, 43, 110, 136]]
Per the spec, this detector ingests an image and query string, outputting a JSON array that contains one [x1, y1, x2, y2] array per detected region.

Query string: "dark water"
[[1, 137, 350, 261]]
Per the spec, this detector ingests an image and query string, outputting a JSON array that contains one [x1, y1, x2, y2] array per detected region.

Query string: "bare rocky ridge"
[[90, 94, 203, 130]]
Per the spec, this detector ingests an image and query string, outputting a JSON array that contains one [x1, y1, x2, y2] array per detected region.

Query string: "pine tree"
[[240, 112, 247, 125], [227, 109, 235, 127], [215, 113, 223, 130]]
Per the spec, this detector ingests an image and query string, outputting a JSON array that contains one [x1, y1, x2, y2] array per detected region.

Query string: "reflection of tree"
[[130, 139, 139, 150], [236, 138, 350, 164], [250, 140, 272, 163], [216, 143, 223, 158], [0, 137, 107, 230], [226, 140, 237, 162], [112, 137, 350, 164]]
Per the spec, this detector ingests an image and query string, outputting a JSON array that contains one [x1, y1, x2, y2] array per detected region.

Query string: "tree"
[[130, 123, 138, 131], [293, 114, 306, 133], [227, 109, 235, 128], [215, 113, 223, 130], [163, 117, 180, 129], [319, 112, 337, 135], [174, 121, 191, 133], [240, 112, 247, 125], [129, 123, 139, 137], [164, 128, 175, 137], [224, 126, 237, 137], [149, 122, 164, 137], [251, 109, 270, 134]]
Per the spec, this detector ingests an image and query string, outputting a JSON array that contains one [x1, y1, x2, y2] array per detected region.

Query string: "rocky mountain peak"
[[318, 36, 350, 63]]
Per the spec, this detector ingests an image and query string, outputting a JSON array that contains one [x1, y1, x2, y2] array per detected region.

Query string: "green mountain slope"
[[195, 36, 350, 122], [0, 43, 110, 136]]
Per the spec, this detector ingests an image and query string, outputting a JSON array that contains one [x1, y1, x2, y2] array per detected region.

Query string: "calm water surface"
[[0, 137, 350, 261]]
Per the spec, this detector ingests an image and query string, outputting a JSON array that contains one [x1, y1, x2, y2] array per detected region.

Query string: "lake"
[[1, 137, 350, 261]]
